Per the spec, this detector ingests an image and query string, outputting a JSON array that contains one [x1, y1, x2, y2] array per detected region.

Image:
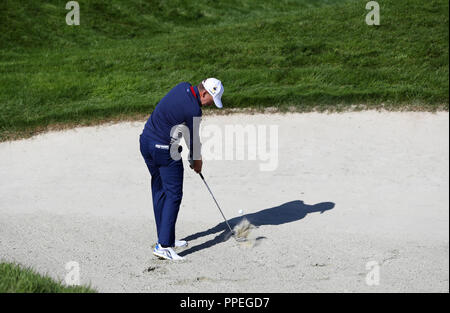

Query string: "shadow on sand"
[[179, 200, 335, 257]]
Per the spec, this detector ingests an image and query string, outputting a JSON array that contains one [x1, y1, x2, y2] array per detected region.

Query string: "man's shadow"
[[179, 200, 335, 257]]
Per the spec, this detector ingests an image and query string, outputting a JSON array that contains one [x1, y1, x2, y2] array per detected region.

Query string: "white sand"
[[0, 111, 448, 292]]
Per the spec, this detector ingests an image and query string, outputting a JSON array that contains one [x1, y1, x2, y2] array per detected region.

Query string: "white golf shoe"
[[174, 240, 188, 248], [156, 240, 188, 248], [153, 243, 185, 261]]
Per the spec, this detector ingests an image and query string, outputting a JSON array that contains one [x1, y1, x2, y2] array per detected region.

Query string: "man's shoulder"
[[169, 82, 194, 99], [167, 82, 201, 117], [174, 81, 192, 89], [162, 82, 192, 102], [178, 82, 201, 115]]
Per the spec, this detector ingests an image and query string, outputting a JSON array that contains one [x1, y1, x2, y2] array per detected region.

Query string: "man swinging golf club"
[[139, 78, 224, 260]]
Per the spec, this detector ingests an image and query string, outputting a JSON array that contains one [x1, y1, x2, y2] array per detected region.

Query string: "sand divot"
[[233, 218, 262, 248]]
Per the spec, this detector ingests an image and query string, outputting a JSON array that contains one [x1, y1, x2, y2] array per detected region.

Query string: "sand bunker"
[[0, 111, 448, 292]]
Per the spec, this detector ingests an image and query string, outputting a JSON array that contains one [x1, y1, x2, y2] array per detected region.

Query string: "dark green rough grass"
[[0, 262, 96, 293], [0, 0, 448, 141]]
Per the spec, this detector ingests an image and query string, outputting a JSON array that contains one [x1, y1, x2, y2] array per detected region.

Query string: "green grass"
[[0, 0, 448, 141], [0, 262, 96, 293]]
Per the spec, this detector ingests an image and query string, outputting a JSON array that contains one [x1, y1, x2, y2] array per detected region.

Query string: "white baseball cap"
[[202, 78, 224, 108]]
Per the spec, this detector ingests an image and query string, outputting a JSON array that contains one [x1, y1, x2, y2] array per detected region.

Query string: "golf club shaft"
[[199, 173, 234, 234]]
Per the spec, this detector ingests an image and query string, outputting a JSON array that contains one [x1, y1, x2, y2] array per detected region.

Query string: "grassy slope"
[[0, 262, 96, 293], [0, 0, 448, 141]]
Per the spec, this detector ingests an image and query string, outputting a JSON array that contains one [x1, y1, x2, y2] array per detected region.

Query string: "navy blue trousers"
[[139, 134, 184, 247]]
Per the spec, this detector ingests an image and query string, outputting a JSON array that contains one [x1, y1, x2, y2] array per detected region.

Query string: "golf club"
[[198, 172, 246, 242]]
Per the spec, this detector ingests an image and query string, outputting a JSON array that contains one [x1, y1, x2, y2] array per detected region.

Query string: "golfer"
[[139, 78, 224, 260]]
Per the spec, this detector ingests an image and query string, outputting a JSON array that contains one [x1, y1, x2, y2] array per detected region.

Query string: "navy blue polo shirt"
[[141, 82, 202, 157]]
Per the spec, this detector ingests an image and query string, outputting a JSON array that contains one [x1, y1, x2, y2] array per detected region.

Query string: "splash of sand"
[[233, 217, 263, 247]]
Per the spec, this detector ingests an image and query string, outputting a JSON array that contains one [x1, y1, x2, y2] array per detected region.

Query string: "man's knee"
[[172, 191, 183, 203], [166, 189, 183, 203]]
